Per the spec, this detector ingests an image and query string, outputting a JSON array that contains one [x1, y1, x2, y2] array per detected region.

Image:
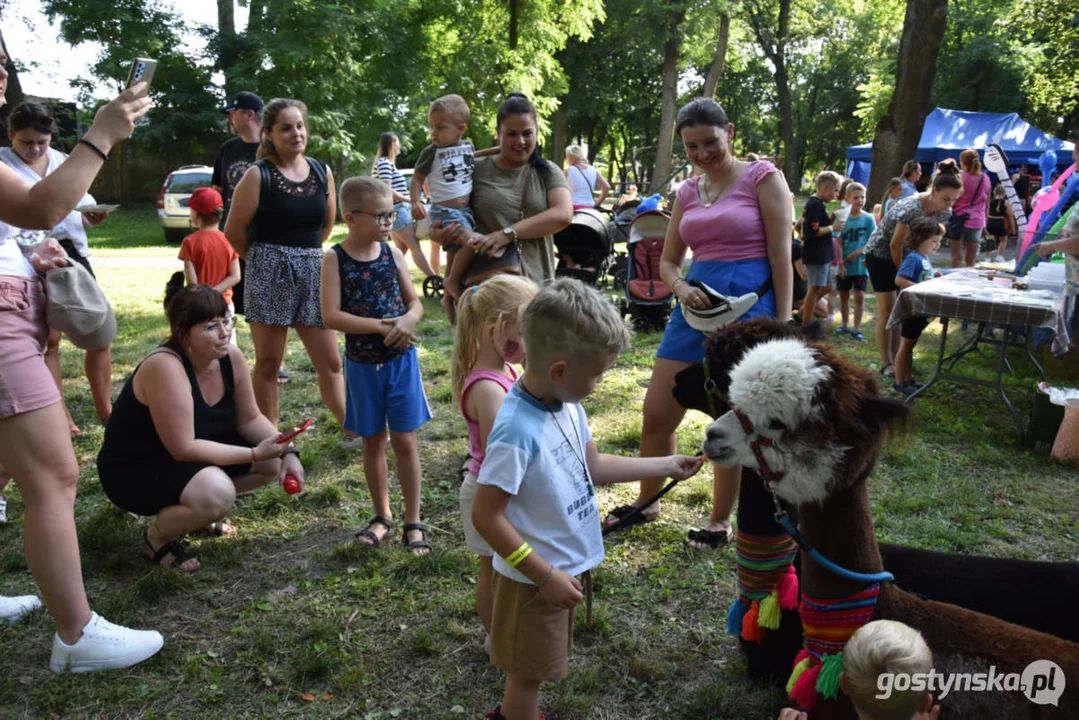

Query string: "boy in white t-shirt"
[[472, 278, 703, 720], [409, 94, 495, 322]]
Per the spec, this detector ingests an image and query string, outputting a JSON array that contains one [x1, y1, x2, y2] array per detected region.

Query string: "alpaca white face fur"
[[701, 338, 845, 505]]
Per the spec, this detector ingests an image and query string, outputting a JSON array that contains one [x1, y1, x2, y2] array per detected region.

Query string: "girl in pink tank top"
[[449, 275, 538, 644]]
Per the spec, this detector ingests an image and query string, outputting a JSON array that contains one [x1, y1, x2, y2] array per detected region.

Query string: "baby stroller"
[[554, 208, 618, 287], [618, 210, 673, 331], [605, 200, 639, 290]]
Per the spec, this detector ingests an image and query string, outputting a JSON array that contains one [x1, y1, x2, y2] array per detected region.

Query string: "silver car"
[[157, 164, 213, 244]]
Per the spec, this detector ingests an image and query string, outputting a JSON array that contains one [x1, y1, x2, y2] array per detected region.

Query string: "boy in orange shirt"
[[178, 187, 241, 344]]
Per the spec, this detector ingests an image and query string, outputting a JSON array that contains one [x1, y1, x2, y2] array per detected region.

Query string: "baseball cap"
[[45, 264, 117, 350], [188, 187, 224, 215], [220, 91, 264, 114]]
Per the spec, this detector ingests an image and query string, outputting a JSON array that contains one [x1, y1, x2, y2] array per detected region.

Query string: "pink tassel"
[[791, 648, 810, 669], [742, 601, 764, 642], [790, 662, 822, 710], [777, 565, 799, 611]]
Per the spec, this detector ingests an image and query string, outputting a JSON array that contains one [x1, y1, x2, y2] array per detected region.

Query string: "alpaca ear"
[[671, 363, 712, 415], [859, 396, 913, 438], [800, 320, 827, 342]]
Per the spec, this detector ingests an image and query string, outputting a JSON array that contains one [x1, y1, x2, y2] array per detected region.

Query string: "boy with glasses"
[[320, 177, 434, 555]]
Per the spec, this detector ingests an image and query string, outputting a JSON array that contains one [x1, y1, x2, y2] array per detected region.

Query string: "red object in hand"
[[282, 475, 301, 495]]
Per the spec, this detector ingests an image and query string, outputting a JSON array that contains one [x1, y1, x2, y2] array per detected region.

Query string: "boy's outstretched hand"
[[538, 569, 583, 610], [665, 454, 705, 481]]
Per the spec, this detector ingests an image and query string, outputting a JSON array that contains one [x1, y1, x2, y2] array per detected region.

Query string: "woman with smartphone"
[[0, 101, 114, 434], [0, 54, 165, 673], [96, 282, 305, 572], [224, 98, 347, 434]]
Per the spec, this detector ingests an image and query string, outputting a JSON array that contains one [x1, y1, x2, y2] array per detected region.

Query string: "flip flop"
[[687, 527, 732, 550], [602, 504, 655, 533]]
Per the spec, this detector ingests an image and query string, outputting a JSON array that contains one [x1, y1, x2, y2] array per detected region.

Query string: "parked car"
[[158, 164, 213, 244]]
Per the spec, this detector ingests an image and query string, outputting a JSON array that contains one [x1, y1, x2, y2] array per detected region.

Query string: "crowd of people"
[[0, 55, 1068, 717]]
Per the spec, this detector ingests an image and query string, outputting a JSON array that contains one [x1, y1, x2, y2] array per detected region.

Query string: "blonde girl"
[[881, 177, 904, 219], [450, 274, 538, 643]]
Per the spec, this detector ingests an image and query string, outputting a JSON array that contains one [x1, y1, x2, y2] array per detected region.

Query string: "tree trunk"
[[0, 29, 25, 144], [509, 0, 520, 51], [650, 0, 686, 193], [703, 13, 731, 99], [867, 0, 949, 202], [775, 56, 798, 190], [744, 0, 796, 190], [216, 0, 238, 93], [551, 105, 566, 165]]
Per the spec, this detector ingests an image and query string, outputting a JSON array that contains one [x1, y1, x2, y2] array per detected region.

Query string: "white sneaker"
[[0, 496, 6, 523], [0, 594, 41, 623], [49, 612, 164, 673], [994, 254, 1007, 263], [341, 435, 365, 451]]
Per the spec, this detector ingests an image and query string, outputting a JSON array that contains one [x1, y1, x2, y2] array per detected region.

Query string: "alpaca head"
[[672, 318, 825, 418], [701, 333, 911, 506]]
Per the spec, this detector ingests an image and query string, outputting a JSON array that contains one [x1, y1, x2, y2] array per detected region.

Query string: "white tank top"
[[568, 165, 598, 207]]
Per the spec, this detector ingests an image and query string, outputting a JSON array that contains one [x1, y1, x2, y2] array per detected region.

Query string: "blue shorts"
[[805, 263, 833, 288], [392, 202, 412, 232], [656, 258, 776, 363], [344, 349, 432, 438], [428, 204, 473, 253]]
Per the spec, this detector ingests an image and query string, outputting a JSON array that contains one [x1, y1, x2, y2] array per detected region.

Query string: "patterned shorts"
[[244, 243, 324, 327]]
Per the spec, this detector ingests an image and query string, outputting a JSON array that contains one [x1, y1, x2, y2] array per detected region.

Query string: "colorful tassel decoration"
[[758, 590, 782, 630], [786, 653, 812, 694], [776, 565, 799, 610], [815, 652, 844, 700], [741, 600, 764, 641], [726, 598, 747, 636], [790, 662, 822, 710]]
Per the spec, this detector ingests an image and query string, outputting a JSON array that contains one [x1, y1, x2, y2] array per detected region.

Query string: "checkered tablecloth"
[[887, 268, 1072, 355]]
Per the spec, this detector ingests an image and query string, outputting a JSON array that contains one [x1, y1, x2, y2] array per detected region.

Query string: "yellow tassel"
[[786, 656, 812, 695], [758, 590, 782, 630]]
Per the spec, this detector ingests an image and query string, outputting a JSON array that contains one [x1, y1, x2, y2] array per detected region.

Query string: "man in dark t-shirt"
[[213, 91, 263, 316]]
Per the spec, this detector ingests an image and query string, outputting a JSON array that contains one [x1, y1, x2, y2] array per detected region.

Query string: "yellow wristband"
[[506, 542, 533, 568]]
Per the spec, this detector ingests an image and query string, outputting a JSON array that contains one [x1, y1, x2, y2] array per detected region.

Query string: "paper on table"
[[75, 204, 120, 213]]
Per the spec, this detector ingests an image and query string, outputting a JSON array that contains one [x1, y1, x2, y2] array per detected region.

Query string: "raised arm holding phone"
[[0, 46, 165, 673]]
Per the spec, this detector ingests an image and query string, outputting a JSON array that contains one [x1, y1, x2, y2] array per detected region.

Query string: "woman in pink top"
[[949, 149, 990, 267], [603, 98, 793, 549]]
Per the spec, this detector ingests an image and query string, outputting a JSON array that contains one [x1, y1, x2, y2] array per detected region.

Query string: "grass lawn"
[[0, 210, 1076, 719]]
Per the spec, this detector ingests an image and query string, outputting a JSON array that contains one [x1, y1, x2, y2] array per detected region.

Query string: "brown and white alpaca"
[[701, 332, 1079, 719], [675, 319, 1079, 644]]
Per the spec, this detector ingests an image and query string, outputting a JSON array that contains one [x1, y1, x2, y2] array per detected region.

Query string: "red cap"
[[188, 187, 224, 215]]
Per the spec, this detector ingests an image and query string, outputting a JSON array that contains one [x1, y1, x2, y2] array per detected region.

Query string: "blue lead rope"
[[775, 512, 895, 585]]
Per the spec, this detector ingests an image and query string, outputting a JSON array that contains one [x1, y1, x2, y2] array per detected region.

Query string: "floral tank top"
[[332, 243, 406, 365]]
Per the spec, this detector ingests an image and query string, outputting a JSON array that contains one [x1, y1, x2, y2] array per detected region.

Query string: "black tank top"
[[249, 159, 328, 249], [97, 342, 238, 466]]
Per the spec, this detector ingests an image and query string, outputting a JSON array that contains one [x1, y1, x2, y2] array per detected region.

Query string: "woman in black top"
[[224, 98, 345, 430], [97, 284, 304, 571]]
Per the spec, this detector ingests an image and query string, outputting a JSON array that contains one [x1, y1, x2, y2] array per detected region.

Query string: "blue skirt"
[[655, 258, 775, 363]]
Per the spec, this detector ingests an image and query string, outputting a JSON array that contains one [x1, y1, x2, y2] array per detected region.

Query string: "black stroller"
[[617, 210, 673, 331], [554, 208, 623, 288]]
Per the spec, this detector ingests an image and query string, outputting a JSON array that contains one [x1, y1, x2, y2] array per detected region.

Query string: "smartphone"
[[125, 58, 157, 96], [276, 418, 314, 444]]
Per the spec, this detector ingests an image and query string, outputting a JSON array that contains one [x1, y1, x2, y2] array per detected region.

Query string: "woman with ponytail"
[[949, 148, 991, 267], [224, 98, 346, 433], [431, 93, 572, 303]]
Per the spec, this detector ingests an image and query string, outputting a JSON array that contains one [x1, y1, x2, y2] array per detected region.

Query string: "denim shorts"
[[344, 348, 432, 438], [392, 202, 412, 232], [428, 204, 474, 253], [804, 263, 833, 288]]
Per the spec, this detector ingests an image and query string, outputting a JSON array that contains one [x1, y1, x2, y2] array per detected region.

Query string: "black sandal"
[[355, 515, 395, 547], [603, 504, 655, 532], [402, 522, 433, 554], [143, 530, 199, 571], [687, 527, 732, 550]]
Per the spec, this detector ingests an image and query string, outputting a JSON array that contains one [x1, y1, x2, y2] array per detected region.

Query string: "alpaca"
[[674, 318, 1079, 644], [700, 330, 1079, 718]]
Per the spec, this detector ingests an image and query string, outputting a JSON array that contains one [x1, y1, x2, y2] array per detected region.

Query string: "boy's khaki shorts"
[[490, 571, 574, 681]]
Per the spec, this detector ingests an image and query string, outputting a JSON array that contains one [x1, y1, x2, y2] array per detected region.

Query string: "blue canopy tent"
[[845, 108, 1074, 185]]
